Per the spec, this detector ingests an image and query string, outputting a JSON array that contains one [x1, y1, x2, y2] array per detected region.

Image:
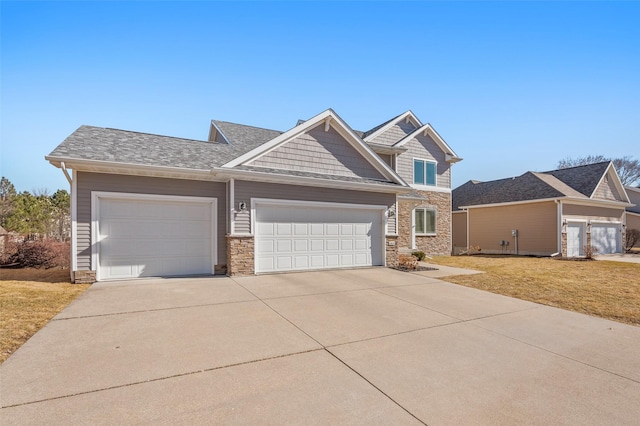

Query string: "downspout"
[[70, 169, 78, 282], [60, 162, 72, 185], [554, 199, 562, 256], [465, 208, 470, 254], [229, 178, 235, 235]]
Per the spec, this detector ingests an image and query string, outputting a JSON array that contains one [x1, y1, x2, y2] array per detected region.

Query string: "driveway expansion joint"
[[0, 348, 325, 409], [51, 298, 259, 321], [469, 321, 640, 385]]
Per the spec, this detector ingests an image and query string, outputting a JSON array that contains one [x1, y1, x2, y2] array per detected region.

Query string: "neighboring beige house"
[[625, 186, 640, 247], [46, 109, 460, 282], [452, 162, 633, 257]]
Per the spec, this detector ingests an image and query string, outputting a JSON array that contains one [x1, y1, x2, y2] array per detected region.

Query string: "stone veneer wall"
[[73, 270, 96, 284], [226, 235, 255, 276], [398, 191, 452, 256], [385, 235, 399, 267]]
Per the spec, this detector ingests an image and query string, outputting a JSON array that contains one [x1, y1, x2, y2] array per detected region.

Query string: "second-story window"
[[413, 159, 436, 186]]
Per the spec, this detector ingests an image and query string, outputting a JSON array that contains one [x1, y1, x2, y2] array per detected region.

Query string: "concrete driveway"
[[2, 268, 639, 425]]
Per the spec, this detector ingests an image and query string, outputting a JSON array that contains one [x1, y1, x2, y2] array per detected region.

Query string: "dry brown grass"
[[0, 268, 89, 363], [428, 255, 640, 326]]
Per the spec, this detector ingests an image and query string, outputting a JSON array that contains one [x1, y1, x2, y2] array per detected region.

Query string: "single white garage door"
[[255, 203, 384, 273], [96, 195, 215, 280], [591, 224, 621, 254]]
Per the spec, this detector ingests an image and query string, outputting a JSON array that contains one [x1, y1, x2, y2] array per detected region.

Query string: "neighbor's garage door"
[[590, 224, 621, 254], [255, 203, 384, 273], [97, 196, 215, 280]]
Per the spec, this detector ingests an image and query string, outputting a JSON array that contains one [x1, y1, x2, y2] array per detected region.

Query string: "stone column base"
[[226, 235, 255, 276], [385, 235, 399, 267]]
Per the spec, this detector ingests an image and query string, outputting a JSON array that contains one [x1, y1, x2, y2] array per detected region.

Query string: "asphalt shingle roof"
[[452, 162, 613, 211], [48, 123, 283, 170], [542, 161, 609, 197]]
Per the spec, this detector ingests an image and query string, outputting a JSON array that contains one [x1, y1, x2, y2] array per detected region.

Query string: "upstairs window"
[[413, 159, 436, 186], [415, 208, 436, 235]]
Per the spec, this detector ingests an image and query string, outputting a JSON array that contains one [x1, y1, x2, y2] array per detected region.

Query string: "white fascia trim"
[[229, 178, 235, 235], [208, 121, 230, 144], [460, 197, 563, 210], [363, 111, 422, 143], [71, 169, 78, 273], [561, 197, 633, 208], [591, 162, 630, 203], [46, 156, 221, 181], [216, 167, 411, 194], [393, 123, 461, 162], [91, 191, 218, 281], [221, 109, 405, 186], [462, 196, 633, 211], [452, 210, 467, 214], [408, 185, 451, 194], [365, 142, 408, 155]]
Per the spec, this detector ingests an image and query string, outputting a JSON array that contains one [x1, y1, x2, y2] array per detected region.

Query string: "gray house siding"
[[396, 133, 451, 189], [369, 122, 417, 146], [250, 125, 386, 180], [76, 172, 227, 270], [233, 180, 396, 235]]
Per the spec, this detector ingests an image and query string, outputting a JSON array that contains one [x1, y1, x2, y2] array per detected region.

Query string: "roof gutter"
[[460, 196, 633, 210], [212, 167, 414, 194], [45, 155, 413, 194]]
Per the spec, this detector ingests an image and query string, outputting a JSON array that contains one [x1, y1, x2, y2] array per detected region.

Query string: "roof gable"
[[393, 123, 462, 163], [542, 161, 609, 197], [248, 123, 387, 181], [363, 111, 422, 144], [222, 109, 406, 185]]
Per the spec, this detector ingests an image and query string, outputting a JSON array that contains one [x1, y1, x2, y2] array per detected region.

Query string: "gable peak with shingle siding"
[[247, 124, 387, 181], [542, 161, 610, 197]]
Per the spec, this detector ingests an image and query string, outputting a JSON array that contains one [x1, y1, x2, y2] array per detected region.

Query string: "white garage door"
[[96, 195, 215, 280], [566, 223, 584, 257], [255, 203, 384, 273], [591, 224, 621, 254]]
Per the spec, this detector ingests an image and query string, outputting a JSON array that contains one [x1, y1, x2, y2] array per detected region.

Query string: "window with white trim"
[[415, 208, 436, 235], [413, 159, 436, 186]]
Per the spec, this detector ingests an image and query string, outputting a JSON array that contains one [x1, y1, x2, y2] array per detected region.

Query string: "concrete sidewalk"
[[2, 267, 639, 424]]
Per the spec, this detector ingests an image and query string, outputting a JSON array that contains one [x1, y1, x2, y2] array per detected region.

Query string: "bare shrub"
[[584, 244, 598, 260], [4, 239, 70, 268], [398, 254, 419, 270], [625, 229, 640, 252]]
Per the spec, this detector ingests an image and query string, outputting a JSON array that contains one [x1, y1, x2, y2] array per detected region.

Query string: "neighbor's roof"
[[452, 162, 615, 210]]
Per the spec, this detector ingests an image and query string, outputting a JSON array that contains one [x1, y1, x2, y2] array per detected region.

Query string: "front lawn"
[[428, 256, 640, 326], [0, 268, 90, 363]]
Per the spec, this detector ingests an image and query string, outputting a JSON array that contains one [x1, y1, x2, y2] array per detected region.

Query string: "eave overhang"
[[46, 155, 413, 194]]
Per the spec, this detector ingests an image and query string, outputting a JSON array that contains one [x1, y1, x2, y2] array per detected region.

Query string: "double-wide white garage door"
[[255, 203, 384, 273], [96, 194, 215, 280]]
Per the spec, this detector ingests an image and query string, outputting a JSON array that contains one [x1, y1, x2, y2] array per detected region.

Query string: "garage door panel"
[[294, 240, 308, 252], [98, 197, 214, 280]]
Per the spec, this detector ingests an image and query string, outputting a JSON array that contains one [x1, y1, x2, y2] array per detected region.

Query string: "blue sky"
[[1, 1, 638, 193]]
